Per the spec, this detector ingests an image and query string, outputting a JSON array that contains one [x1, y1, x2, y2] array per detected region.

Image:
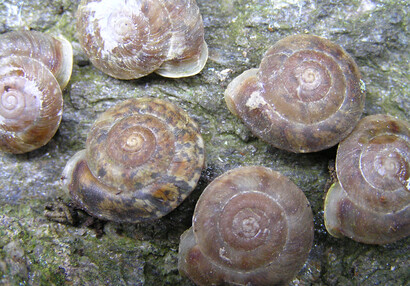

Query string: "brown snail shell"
[[225, 34, 365, 153], [76, 0, 208, 80], [0, 30, 72, 154], [0, 55, 63, 154], [178, 166, 314, 286], [324, 114, 410, 244], [61, 98, 205, 223], [0, 30, 73, 89]]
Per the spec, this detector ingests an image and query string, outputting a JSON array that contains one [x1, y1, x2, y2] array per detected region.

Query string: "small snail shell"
[[225, 34, 365, 153], [324, 114, 410, 244], [0, 30, 73, 89], [0, 56, 63, 154], [178, 166, 314, 286], [61, 98, 205, 223], [76, 0, 208, 79]]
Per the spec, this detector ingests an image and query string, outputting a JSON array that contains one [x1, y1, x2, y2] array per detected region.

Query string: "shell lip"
[[155, 41, 208, 78], [53, 34, 74, 89]]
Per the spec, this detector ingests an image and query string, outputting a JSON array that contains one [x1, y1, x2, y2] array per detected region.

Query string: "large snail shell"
[[0, 56, 63, 154], [225, 34, 365, 153], [0, 30, 73, 89], [178, 166, 314, 286], [61, 98, 205, 223], [324, 114, 410, 244], [76, 0, 208, 79]]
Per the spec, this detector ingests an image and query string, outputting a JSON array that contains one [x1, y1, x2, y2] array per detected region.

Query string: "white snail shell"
[[76, 0, 208, 79]]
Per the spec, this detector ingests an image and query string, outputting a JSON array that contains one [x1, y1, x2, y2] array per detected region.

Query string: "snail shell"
[[61, 98, 205, 223], [324, 114, 410, 244], [0, 30, 72, 154], [178, 166, 314, 286], [76, 0, 208, 79], [0, 55, 63, 154], [0, 30, 73, 89], [225, 34, 365, 153]]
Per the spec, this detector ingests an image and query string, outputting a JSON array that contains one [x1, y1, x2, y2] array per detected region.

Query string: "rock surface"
[[0, 0, 408, 285]]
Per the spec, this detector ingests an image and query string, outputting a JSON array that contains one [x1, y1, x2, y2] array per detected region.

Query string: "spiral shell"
[[61, 98, 205, 223], [178, 166, 314, 286], [225, 34, 365, 153], [0, 30, 73, 89], [76, 0, 208, 79], [0, 56, 63, 154], [324, 114, 410, 244]]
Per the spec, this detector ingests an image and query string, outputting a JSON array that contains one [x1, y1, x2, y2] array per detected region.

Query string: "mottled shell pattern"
[[0, 31, 73, 154], [324, 114, 410, 244], [76, 0, 208, 79], [225, 34, 365, 153], [62, 98, 205, 223], [178, 166, 314, 286]]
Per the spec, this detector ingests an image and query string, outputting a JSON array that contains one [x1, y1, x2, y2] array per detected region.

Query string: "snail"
[[0, 56, 63, 154], [61, 98, 205, 223], [0, 30, 73, 154], [76, 0, 208, 80], [0, 30, 73, 89], [324, 114, 410, 244], [224, 34, 365, 153], [178, 166, 314, 286]]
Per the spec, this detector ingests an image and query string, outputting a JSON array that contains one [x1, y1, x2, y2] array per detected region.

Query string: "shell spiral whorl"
[[178, 166, 314, 286], [62, 98, 205, 223], [76, 0, 208, 79], [224, 34, 365, 153], [0, 56, 63, 154], [0, 30, 73, 89], [0, 30, 73, 153], [324, 114, 410, 244]]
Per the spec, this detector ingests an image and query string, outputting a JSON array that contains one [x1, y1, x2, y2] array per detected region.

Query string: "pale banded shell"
[[76, 0, 208, 79]]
